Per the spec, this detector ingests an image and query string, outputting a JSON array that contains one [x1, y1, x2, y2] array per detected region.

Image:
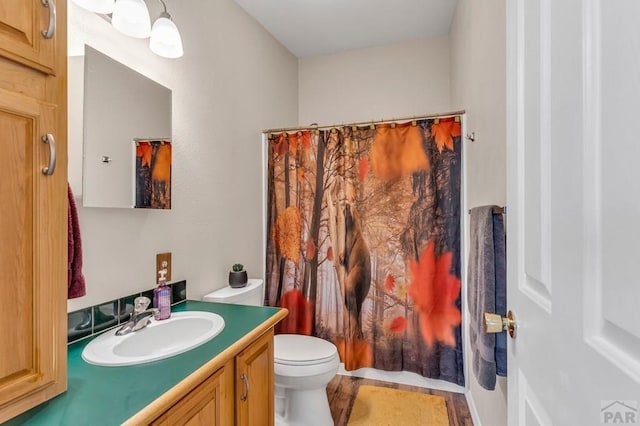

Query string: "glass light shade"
[[111, 0, 151, 39], [150, 17, 184, 59], [71, 0, 115, 14]]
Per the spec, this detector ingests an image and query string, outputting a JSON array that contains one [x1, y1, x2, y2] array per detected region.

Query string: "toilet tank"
[[202, 279, 264, 306]]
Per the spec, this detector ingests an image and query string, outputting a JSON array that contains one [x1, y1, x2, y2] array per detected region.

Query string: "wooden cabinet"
[[0, 0, 57, 74], [236, 330, 274, 426], [0, 0, 67, 423], [148, 329, 275, 426], [151, 362, 234, 426]]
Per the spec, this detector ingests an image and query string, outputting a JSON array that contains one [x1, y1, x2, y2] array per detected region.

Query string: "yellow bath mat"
[[347, 385, 449, 426]]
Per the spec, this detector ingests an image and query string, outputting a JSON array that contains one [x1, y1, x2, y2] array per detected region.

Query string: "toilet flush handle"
[[240, 373, 249, 401]]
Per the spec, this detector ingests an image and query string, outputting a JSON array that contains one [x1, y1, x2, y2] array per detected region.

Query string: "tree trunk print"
[[275, 137, 291, 303], [304, 132, 326, 303], [266, 142, 275, 304]]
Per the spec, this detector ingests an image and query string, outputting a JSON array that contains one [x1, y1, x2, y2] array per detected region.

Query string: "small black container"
[[228, 270, 248, 288]]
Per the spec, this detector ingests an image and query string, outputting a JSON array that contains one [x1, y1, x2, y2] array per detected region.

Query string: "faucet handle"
[[134, 296, 151, 314]]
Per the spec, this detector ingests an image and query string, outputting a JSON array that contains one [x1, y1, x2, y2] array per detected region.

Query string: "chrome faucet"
[[115, 297, 158, 336]]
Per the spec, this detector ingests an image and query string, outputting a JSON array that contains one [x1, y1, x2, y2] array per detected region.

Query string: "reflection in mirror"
[[135, 139, 172, 209], [81, 45, 172, 208]]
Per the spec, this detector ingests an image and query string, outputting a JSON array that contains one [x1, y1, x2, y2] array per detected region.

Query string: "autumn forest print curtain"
[[266, 117, 464, 385]]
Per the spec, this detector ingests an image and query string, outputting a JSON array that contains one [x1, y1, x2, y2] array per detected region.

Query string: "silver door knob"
[[484, 310, 517, 338]]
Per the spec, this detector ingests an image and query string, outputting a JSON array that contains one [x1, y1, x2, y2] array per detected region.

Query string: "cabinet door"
[[0, 86, 67, 422], [152, 362, 234, 426], [0, 0, 56, 74], [236, 330, 274, 426]]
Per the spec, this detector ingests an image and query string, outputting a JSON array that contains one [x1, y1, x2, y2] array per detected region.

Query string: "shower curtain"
[[266, 117, 464, 386]]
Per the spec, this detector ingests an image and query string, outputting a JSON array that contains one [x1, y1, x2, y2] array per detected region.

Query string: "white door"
[[506, 0, 640, 425]]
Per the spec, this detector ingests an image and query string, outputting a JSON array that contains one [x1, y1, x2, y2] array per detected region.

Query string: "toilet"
[[203, 279, 339, 426]]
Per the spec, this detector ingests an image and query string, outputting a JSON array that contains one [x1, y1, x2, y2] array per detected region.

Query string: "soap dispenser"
[[154, 268, 172, 320]]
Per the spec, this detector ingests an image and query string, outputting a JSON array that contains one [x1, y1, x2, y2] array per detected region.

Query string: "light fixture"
[[149, 1, 184, 58], [72, 0, 183, 59], [71, 0, 115, 14], [112, 0, 152, 39]]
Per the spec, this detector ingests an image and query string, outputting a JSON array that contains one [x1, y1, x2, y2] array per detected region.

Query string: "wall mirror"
[[79, 45, 172, 208]]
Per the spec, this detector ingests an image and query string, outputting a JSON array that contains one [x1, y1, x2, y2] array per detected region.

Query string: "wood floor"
[[326, 375, 474, 426]]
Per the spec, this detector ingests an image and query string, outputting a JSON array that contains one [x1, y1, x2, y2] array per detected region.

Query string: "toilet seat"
[[274, 334, 338, 366]]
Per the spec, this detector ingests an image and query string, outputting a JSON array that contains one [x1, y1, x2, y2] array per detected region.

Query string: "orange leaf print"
[[407, 242, 461, 347], [334, 338, 373, 370], [359, 157, 369, 181], [277, 289, 313, 335], [289, 134, 298, 156], [301, 131, 311, 150], [272, 206, 301, 261], [327, 246, 334, 262], [274, 134, 288, 155], [136, 143, 153, 167], [384, 274, 396, 292], [389, 316, 407, 334], [370, 123, 429, 181], [297, 166, 305, 181], [431, 118, 460, 153], [306, 239, 316, 260]]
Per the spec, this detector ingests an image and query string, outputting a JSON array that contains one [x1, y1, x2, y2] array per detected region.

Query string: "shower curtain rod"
[[262, 109, 466, 134]]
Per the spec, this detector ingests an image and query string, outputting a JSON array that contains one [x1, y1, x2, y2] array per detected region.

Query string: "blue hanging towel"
[[468, 206, 507, 390]]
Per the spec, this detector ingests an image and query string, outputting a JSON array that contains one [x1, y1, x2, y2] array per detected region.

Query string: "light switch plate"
[[156, 252, 172, 282]]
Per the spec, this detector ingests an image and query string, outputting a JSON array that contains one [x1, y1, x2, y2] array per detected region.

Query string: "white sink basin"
[[82, 311, 225, 366]]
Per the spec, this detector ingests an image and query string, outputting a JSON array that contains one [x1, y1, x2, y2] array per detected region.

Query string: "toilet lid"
[[274, 334, 338, 366]]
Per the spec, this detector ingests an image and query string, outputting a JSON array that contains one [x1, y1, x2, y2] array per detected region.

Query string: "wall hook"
[[466, 132, 476, 142]]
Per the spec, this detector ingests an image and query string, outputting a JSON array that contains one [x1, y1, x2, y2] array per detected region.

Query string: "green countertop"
[[6, 301, 284, 426]]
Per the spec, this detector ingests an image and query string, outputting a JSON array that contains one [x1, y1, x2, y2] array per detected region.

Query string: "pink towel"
[[68, 184, 86, 299]]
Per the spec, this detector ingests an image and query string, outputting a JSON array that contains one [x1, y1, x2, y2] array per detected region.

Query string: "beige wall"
[[451, 0, 507, 209], [298, 37, 451, 125], [67, 0, 298, 311], [450, 0, 508, 425]]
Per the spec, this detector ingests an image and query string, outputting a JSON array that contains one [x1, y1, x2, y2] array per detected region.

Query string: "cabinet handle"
[[41, 0, 56, 39], [42, 134, 56, 175], [240, 373, 249, 401]]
